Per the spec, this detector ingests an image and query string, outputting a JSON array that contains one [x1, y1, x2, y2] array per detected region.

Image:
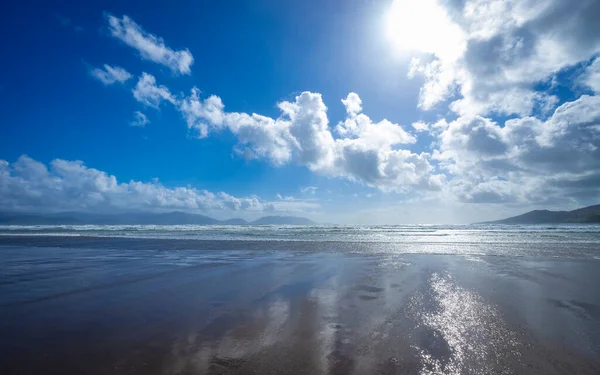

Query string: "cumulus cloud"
[[579, 57, 600, 94], [133, 73, 176, 107], [436, 95, 600, 203], [179, 89, 227, 138], [130, 111, 149, 127], [340, 92, 362, 117], [0, 155, 318, 214], [120, 68, 599, 206], [90, 64, 132, 85], [176, 87, 437, 192], [411, 121, 429, 132], [336, 93, 416, 145], [120, 73, 439, 193], [106, 14, 194, 75], [398, 0, 600, 116]]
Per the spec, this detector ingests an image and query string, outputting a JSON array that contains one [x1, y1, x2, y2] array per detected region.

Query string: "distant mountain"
[[0, 211, 314, 225], [251, 216, 315, 225], [479, 204, 600, 224]]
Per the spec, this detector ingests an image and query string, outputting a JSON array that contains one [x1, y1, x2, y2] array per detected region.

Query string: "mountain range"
[[0, 212, 315, 226], [479, 204, 600, 224]]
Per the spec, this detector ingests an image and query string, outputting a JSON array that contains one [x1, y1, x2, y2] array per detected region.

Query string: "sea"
[[1, 223, 600, 256]]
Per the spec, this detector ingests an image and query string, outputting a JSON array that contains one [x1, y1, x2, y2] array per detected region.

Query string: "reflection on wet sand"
[[157, 255, 600, 374], [1, 248, 600, 374], [416, 273, 521, 374], [161, 255, 417, 374]]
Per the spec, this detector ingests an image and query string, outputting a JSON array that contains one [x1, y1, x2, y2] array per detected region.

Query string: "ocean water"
[[1, 223, 600, 257]]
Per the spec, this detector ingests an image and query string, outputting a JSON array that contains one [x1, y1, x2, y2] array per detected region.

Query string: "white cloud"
[[131, 111, 149, 127], [336, 93, 416, 146], [0, 155, 318, 215], [340, 92, 362, 117], [90, 64, 132, 85], [179, 88, 227, 138], [411, 121, 429, 132], [107, 14, 194, 75], [176, 87, 437, 192], [121, 67, 600, 208], [133, 73, 176, 107], [408, 57, 459, 110], [398, 0, 600, 116], [436, 95, 600, 203], [579, 57, 600, 94]]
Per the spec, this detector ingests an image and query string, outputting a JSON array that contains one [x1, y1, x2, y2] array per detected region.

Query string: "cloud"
[[336, 93, 416, 145], [579, 57, 600, 94], [399, 0, 600, 116], [340, 92, 362, 117], [411, 121, 429, 132], [436, 95, 600, 203], [0, 155, 317, 215], [176, 87, 437, 192], [120, 64, 599, 207], [90, 64, 132, 85], [130, 111, 149, 127], [179, 88, 227, 138], [106, 14, 194, 75], [133, 73, 176, 107]]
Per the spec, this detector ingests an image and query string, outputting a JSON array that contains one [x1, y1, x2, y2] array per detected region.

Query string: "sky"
[[1, 0, 600, 224]]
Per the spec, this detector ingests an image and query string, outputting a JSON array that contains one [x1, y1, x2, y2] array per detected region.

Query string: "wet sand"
[[1, 241, 600, 374]]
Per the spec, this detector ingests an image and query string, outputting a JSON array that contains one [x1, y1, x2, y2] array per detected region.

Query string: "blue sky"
[[1, 0, 600, 223]]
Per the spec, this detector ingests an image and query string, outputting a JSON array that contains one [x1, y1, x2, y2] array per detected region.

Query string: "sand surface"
[[1, 239, 600, 374]]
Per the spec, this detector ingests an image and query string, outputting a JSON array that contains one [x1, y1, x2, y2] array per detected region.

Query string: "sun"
[[385, 0, 465, 61]]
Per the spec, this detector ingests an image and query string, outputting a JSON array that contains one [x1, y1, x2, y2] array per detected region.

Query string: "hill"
[[479, 204, 600, 224]]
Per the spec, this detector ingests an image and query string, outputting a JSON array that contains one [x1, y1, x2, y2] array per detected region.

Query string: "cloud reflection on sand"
[[161, 256, 416, 374]]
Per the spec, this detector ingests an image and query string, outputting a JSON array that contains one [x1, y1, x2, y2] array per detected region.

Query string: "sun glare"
[[385, 0, 465, 61]]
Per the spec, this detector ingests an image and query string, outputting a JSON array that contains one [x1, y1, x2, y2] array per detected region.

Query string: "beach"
[[1, 226, 600, 374]]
